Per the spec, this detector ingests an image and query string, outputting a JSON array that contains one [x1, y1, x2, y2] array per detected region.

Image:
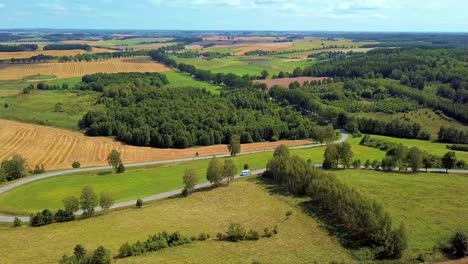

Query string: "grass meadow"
[[335, 170, 468, 260], [0, 137, 385, 215], [0, 180, 353, 264]]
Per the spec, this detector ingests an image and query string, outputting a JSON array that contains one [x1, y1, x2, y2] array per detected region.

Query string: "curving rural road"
[[0, 130, 465, 223]]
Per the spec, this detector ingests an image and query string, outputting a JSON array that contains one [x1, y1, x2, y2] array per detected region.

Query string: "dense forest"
[[0, 44, 38, 52], [43, 43, 92, 51], [79, 73, 331, 148]]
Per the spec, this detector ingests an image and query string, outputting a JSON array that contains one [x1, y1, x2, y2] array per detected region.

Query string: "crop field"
[[0, 49, 85, 60], [173, 56, 315, 76], [255, 76, 330, 88], [0, 119, 313, 172], [0, 180, 353, 264], [0, 134, 384, 214], [282, 47, 375, 59], [0, 57, 171, 80], [354, 108, 468, 139], [335, 170, 468, 260]]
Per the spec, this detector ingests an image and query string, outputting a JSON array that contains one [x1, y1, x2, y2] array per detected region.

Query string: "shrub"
[[225, 223, 246, 242], [118, 231, 191, 258], [198, 232, 210, 241], [55, 209, 75, 222], [116, 163, 126, 173], [136, 198, 143, 208], [246, 229, 260, 240], [285, 210, 293, 218], [13, 217, 21, 227], [263, 228, 273, 238], [30, 209, 54, 227], [72, 161, 81, 168], [216, 232, 226, 240], [32, 164, 46, 174], [449, 231, 468, 258]]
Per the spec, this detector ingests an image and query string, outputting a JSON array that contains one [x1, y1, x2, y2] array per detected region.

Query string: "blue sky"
[[0, 0, 467, 32]]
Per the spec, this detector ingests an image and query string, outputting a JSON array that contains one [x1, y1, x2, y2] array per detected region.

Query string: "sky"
[[0, 0, 467, 32]]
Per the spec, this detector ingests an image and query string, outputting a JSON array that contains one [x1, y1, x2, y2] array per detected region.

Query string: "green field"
[[335, 170, 468, 260], [369, 134, 468, 161], [164, 71, 221, 94], [173, 55, 315, 76], [0, 180, 353, 264], [0, 138, 385, 215], [354, 108, 468, 139], [0, 89, 99, 130]]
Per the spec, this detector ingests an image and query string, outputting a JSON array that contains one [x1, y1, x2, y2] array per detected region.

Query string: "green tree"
[[223, 159, 237, 184], [1, 154, 27, 181], [183, 168, 198, 195], [90, 246, 111, 264], [80, 185, 98, 216], [407, 147, 422, 173], [206, 157, 223, 186], [107, 149, 122, 172], [72, 161, 81, 169], [99, 192, 114, 210], [73, 244, 87, 260], [116, 163, 125, 173], [63, 196, 80, 213], [352, 159, 361, 169], [228, 134, 241, 156], [337, 142, 353, 168], [273, 145, 289, 158], [261, 70, 269, 80], [422, 156, 433, 172], [442, 151, 457, 173], [323, 144, 338, 169]]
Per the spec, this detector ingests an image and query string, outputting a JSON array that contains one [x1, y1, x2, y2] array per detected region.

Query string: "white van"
[[240, 170, 251, 176]]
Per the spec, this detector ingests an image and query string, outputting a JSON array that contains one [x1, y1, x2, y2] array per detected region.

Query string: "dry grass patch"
[[0, 119, 313, 170], [0, 180, 352, 264], [0, 57, 170, 80]]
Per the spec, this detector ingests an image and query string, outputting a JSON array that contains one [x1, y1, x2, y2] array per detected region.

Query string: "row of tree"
[[263, 145, 407, 259], [357, 118, 430, 140], [30, 185, 115, 227], [438, 126, 468, 144]]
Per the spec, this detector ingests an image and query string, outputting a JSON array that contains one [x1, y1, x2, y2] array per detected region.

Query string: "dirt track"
[[0, 119, 313, 170], [255, 77, 330, 89]]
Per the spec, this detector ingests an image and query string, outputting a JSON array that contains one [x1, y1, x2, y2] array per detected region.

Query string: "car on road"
[[240, 170, 251, 176]]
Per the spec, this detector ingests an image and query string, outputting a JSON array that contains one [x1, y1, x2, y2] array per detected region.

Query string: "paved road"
[[0, 130, 348, 222], [1, 130, 466, 223]]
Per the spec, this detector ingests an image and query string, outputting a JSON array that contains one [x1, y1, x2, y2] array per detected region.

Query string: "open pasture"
[[0, 180, 352, 264], [0, 57, 170, 80], [173, 55, 314, 76], [0, 119, 313, 171], [336, 170, 468, 260]]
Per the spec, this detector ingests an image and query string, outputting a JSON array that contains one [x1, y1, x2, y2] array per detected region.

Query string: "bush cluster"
[[118, 231, 191, 258]]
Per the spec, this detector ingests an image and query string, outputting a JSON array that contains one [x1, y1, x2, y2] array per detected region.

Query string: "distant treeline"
[[244, 45, 349, 56], [447, 145, 468, 152], [78, 72, 331, 148], [43, 43, 92, 51], [0, 44, 38, 52], [175, 51, 230, 59]]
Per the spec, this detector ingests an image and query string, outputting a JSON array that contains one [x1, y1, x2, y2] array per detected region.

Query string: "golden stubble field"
[[0, 57, 171, 80], [0, 119, 313, 170]]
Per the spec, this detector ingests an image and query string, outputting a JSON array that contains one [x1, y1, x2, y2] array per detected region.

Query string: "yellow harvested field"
[[0, 57, 171, 80], [0, 49, 85, 60], [0, 119, 313, 170]]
